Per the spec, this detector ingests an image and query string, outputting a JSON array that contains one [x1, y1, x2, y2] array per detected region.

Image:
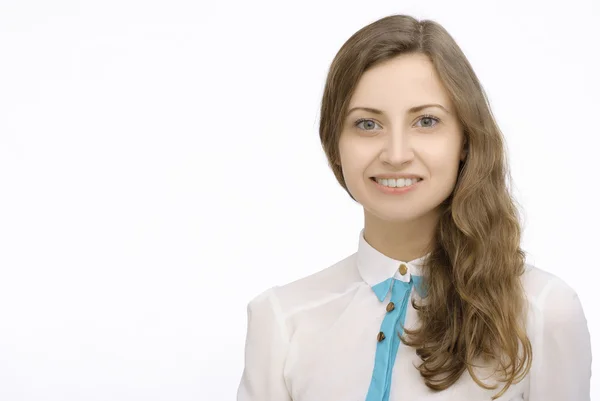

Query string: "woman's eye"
[[416, 115, 440, 128], [355, 119, 381, 131]]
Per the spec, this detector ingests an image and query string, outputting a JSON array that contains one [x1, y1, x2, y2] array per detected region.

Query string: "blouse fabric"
[[237, 229, 592, 400]]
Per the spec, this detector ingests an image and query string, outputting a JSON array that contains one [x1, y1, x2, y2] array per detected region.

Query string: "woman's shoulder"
[[520, 263, 586, 326], [247, 252, 363, 319], [521, 263, 578, 299]]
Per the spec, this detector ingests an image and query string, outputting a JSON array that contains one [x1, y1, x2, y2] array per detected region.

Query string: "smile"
[[372, 177, 422, 188], [369, 177, 423, 194]]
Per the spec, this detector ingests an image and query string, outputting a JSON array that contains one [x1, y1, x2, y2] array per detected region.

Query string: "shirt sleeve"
[[528, 277, 592, 400], [237, 288, 292, 401]]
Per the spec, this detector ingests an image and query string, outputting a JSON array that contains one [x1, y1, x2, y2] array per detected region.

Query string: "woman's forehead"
[[349, 54, 454, 114]]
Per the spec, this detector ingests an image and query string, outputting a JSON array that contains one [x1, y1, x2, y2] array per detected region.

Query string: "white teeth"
[[375, 177, 421, 188]]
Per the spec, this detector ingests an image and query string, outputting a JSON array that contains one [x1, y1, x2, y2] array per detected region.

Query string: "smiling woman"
[[236, 14, 591, 401]]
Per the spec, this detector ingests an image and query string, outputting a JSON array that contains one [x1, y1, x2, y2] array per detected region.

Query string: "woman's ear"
[[333, 152, 342, 166], [460, 138, 468, 162]]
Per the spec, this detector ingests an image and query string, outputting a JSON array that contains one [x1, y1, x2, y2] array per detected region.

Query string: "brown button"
[[377, 331, 386, 342], [399, 263, 408, 275], [386, 302, 395, 312]]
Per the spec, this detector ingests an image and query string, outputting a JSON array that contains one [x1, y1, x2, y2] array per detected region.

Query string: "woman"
[[236, 14, 591, 401]]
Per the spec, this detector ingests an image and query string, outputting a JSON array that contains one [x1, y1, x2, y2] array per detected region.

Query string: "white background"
[[0, 0, 598, 400]]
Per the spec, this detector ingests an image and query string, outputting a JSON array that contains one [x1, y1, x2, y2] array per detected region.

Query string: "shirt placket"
[[365, 276, 414, 401]]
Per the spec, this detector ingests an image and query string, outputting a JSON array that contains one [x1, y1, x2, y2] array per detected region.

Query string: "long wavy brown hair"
[[319, 14, 532, 399]]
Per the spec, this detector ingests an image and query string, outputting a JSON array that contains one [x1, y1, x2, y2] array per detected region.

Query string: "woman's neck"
[[363, 210, 439, 262]]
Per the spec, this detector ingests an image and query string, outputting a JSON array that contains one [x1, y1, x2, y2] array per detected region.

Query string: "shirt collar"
[[356, 228, 429, 299]]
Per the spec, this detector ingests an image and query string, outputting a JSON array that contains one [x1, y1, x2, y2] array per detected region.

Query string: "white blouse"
[[237, 229, 592, 401]]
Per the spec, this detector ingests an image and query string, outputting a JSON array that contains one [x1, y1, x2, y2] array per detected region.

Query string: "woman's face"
[[338, 53, 466, 224]]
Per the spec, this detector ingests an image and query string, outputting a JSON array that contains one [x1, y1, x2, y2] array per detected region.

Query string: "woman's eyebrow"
[[346, 103, 449, 116]]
